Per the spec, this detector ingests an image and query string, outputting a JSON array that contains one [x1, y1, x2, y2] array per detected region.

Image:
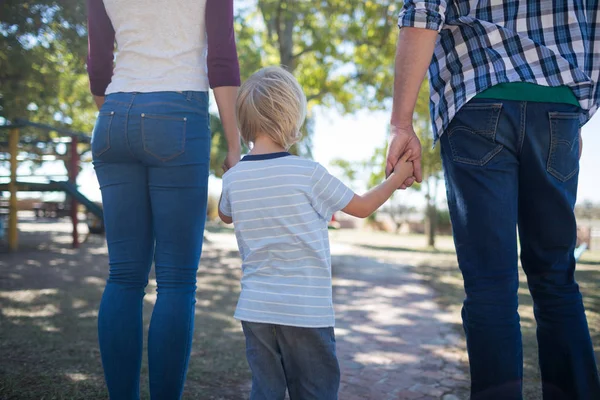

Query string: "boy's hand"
[[390, 150, 415, 184]]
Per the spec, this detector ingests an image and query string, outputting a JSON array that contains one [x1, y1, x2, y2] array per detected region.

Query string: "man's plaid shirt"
[[398, 1, 599, 137]]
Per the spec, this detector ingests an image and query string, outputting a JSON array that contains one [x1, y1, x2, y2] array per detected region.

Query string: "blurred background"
[[1, 1, 599, 399]]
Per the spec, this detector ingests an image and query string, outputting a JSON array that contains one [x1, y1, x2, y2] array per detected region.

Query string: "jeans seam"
[[92, 111, 114, 158], [124, 94, 137, 159], [546, 114, 579, 182], [517, 102, 527, 155], [176, 296, 195, 399]]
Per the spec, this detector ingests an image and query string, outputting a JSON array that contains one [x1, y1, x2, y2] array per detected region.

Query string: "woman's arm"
[[206, 0, 242, 170], [86, 0, 115, 109], [214, 87, 241, 171]]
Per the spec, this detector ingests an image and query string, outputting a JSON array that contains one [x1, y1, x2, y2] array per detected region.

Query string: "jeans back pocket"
[[447, 103, 504, 166], [141, 113, 186, 162], [91, 111, 114, 159], [547, 112, 580, 182]]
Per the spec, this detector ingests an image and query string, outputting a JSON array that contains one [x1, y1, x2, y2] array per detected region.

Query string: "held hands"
[[389, 150, 415, 185], [386, 124, 423, 189]]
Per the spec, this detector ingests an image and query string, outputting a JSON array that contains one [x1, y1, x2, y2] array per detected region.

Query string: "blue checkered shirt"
[[398, 1, 600, 137]]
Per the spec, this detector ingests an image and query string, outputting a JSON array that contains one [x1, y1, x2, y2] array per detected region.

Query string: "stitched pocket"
[[447, 103, 504, 166], [141, 113, 186, 161], [91, 111, 114, 158], [547, 112, 580, 182]]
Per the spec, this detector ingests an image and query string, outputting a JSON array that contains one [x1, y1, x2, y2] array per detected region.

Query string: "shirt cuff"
[[89, 77, 112, 97], [398, 4, 445, 32], [219, 202, 232, 218]]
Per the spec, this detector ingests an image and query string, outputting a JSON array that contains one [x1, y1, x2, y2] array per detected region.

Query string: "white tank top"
[[102, 0, 209, 94]]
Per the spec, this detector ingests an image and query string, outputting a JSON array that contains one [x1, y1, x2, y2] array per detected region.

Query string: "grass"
[[330, 229, 600, 400], [0, 221, 249, 400]]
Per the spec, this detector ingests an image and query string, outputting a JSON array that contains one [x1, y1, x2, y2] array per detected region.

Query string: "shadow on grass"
[[575, 259, 600, 266], [354, 242, 456, 256], [0, 227, 249, 400]]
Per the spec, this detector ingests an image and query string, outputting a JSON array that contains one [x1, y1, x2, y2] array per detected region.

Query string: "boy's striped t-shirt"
[[219, 152, 354, 328]]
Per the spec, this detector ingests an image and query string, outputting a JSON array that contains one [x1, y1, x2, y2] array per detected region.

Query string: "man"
[[386, 1, 600, 399]]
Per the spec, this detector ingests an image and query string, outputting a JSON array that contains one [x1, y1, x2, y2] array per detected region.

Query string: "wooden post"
[[8, 128, 19, 251], [69, 135, 79, 248]]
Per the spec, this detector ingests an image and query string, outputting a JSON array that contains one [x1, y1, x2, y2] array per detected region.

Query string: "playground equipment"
[[0, 119, 103, 251]]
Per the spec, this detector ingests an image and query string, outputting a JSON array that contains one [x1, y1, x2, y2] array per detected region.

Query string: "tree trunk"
[[423, 177, 438, 249], [426, 204, 437, 248]]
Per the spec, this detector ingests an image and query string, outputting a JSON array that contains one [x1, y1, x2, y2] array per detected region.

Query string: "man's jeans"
[[440, 99, 600, 399], [241, 321, 340, 400], [93, 91, 210, 399]]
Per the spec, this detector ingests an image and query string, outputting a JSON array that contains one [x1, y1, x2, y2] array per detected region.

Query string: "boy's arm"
[[342, 152, 414, 219], [218, 194, 233, 224]]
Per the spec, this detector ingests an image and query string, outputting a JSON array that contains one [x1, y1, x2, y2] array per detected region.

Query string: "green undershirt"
[[475, 82, 580, 107]]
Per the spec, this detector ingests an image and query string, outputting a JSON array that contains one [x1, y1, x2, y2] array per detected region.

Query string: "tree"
[[231, 0, 401, 158], [0, 1, 88, 126]]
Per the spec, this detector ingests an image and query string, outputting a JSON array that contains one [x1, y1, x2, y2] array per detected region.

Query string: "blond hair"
[[236, 66, 307, 150]]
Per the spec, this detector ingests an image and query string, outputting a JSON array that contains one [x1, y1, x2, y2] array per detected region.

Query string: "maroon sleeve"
[[86, 0, 115, 96], [205, 0, 241, 88]]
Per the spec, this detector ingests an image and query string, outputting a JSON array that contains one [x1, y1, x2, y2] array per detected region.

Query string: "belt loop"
[[186, 91, 193, 101]]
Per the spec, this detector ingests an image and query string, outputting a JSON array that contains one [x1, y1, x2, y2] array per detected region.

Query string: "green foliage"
[[0, 1, 94, 172], [237, 0, 399, 112], [0, 1, 88, 125], [330, 159, 358, 183]]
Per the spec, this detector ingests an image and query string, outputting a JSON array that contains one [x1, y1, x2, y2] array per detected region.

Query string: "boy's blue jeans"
[[92, 91, 210, 400], [241, 321, 340, 400], [440, 99, 600, 399]]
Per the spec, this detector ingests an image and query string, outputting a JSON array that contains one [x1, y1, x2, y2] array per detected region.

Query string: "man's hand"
[[222, 147, 241, 173], [386, 125, 423, 189]]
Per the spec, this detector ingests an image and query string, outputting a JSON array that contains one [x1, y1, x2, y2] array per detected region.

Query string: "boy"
[[219, 66, 414, 400]]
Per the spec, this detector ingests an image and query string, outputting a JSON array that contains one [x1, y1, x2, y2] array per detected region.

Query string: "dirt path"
[[330, 241, 469, 400]]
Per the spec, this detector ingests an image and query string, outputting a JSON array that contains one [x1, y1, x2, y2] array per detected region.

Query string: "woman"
[[86, 0, 240, 398]]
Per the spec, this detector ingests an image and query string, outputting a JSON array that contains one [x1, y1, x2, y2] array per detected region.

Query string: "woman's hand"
[[223, 146, 241, 173]]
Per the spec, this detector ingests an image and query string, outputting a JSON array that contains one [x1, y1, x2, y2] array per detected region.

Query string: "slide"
[[52, 181, 104, 220]]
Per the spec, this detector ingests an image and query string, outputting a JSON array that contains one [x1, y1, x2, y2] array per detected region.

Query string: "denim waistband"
[[105, 91, 208, 106]]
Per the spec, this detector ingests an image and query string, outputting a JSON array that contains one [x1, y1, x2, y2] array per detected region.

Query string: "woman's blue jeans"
[[92, 91, 210, 400]]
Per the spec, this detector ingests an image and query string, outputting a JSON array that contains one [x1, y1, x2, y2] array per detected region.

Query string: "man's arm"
[[387, 0, 446, 187], [386, 27, 438, 187]]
